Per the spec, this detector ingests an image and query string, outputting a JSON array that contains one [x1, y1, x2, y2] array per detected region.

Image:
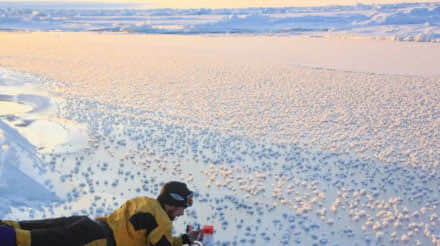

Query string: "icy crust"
[[0, 69, 89, 153], [0, 33, 439, 244], [1, 2, 440, 42], [4, 94, 440, 245], [39, 61, 440, 171]]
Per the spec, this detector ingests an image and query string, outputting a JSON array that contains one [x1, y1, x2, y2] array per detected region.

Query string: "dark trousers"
[[0, 225, 16, 246], [18, 216, 107, 246]]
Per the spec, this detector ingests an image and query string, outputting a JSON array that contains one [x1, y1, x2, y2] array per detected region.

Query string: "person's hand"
[[188, 229, 204, 243]]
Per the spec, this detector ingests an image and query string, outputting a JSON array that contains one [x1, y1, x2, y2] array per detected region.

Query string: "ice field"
[[0, 2, 440, 246], [1, 2, 440, 42], [0, 32, 439, 245]]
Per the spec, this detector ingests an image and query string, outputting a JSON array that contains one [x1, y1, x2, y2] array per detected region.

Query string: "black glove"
[[182, 230, 204, 245], [182, 234, 191, 245]]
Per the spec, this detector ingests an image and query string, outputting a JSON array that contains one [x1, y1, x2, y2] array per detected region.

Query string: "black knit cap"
[[157, 181, 193, 208]]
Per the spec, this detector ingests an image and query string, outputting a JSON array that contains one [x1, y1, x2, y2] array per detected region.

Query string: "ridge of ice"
[[1, 2, 440, 42]]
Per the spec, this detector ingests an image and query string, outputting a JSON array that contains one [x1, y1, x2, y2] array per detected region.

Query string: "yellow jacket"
[[97, 197, 184, 246]]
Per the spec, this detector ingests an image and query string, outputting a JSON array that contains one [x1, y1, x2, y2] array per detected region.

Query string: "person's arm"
[[149, 226, 198, 246], [148, 223, 183, 246]]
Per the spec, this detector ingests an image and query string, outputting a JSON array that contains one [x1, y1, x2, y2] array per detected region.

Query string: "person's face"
[[164, 205, 185, 221]]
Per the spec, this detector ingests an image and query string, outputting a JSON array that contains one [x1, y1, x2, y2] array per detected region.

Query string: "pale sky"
[[3, 0, 440, 8]]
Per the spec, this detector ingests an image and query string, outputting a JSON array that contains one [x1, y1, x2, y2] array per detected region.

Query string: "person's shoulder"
[[133, 197, 172, 228], [126, 196, 155, 204], [128, 197, 164, 213]]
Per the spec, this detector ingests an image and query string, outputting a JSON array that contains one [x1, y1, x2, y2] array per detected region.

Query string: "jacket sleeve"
[[150, 223, 185, 246]]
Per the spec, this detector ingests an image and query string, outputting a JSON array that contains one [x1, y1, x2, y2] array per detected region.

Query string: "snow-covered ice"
[[0, 69, 89, 153], [1, 2, 440, 42], [2, 62, 439, 244], [0, 3, 440, 245]]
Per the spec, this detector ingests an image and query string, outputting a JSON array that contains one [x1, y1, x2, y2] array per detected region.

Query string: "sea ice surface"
[[0, 28, 439, 246]]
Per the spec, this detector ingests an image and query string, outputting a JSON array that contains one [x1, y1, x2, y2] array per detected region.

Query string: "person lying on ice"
[[0, 181, 202, 246]]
